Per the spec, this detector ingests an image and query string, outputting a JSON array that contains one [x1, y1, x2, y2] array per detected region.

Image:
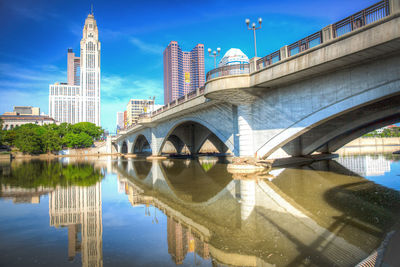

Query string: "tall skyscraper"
[[67, 48, 80, 86], [163, 41, 205, 104], [116, 111, 124, 130], [49, 11, 101, 126], [80, 13, 101, 126]]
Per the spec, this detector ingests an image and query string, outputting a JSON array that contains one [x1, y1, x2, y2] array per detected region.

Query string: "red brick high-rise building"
[[163, 41, 205, 104]]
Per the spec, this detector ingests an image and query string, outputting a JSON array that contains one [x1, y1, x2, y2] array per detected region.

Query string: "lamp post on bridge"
[[245, 18, 262, 58], [208, 47, 221, 68]]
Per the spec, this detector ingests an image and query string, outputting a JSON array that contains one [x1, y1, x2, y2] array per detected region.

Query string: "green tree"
[[72, 122, 102, 139], [3, 130, 17, 146], [63, 132, 93, 148], [42, 127, 62, 153], [13, 124, 44, 154], [77, 132, 93, 147], [63, 132, 80, 148]]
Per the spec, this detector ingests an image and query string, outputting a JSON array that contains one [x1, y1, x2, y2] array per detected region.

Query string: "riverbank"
[[336, 137, 400, 155]]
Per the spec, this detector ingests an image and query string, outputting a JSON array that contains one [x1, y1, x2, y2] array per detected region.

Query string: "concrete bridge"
[[112, 0, 400, 159]]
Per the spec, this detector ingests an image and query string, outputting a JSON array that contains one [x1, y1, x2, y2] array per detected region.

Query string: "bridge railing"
[[256, 50, 281, 70], [254, 0, 390, 71], [288, 31, 322, 57], [206, 64, 250, 81], [333, 0, 389, 38]]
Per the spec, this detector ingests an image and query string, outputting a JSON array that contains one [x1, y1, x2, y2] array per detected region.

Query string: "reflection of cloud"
[[130, 38, 164, 55]]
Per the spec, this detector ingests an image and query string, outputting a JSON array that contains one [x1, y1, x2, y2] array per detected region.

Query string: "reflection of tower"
[[167, 216, 210, 264], [49, 182, 102, 267], [167, 217, 188, 264]]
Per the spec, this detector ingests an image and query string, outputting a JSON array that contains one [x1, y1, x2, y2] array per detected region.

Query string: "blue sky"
[[0, 0, 378, 133]]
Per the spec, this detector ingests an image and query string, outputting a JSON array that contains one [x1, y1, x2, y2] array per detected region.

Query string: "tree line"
[[0, 120, 103, 154], [363, 127, 400, 138]]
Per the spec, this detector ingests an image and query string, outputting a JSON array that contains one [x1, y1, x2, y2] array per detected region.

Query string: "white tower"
[[80, 11, 101, 126]]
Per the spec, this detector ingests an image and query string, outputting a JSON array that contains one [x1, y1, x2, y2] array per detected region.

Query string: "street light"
[[208, 47, 221, 68], [245, 17, 262, 57]]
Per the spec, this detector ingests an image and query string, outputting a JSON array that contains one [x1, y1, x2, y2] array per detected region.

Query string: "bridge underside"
[[160, 121, 231, 156], [280, 94, 400, 157]]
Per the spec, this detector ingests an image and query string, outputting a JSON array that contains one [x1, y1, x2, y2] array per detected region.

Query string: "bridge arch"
[[258, 87, 400, 159], [120, 141, 128, 154], [132, 134, 152, 155], [157, 117, 234, 156]]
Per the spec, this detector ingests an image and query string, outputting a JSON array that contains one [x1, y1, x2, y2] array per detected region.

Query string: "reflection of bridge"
[[112, 1, 400, 159], [49, 183, 103, 267], [114, 157, 400, 266]]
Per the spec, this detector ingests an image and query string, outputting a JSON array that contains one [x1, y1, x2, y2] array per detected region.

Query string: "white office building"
[[116, 111, 124, 130], [49, 12, 101, 126]]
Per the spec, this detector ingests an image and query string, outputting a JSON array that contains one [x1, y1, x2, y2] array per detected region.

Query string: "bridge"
[[111, 0, 400, 159]]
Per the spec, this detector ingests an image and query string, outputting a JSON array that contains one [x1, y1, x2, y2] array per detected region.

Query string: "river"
[[0, 153, 399, 266]]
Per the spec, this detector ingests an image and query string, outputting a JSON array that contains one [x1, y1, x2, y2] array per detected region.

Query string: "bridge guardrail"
[[253, 0, 390, 71], [333, 0, 389, 37], [256, 50, 281, 70], [288, 31, 322, 57], [206, 64, 249, 81]]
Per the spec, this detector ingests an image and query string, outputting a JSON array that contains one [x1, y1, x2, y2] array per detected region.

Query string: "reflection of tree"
[[0, 160, 103, 188]]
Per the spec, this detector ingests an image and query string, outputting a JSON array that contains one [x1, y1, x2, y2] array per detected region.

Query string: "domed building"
[[218, 48, 249, 67]]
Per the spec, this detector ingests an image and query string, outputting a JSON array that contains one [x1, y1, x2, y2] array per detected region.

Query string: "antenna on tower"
[[91, 4, 94, 15]]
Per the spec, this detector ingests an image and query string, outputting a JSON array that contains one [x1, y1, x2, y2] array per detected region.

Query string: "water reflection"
[[49, 183, 103, 267], [0, 155, 399, 266], [0, 159, 104, 267], [115, 156, 400, 266]]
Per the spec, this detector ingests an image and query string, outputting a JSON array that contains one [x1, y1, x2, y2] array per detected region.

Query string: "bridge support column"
[[238, 105, 255, 157], [322, 25, 334, 42], [150, 130, 160, 156], [390, 0, 400, 14], [249, 57, 260, 72], [240, 180, 256, 221], [106, 136, 112, 154], [280, 45, 289, 59]]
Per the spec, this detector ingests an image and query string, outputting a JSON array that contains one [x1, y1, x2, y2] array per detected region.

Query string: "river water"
[[0, 154, 399, 267]]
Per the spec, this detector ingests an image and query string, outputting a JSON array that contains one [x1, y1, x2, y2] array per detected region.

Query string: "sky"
[[0, 0, 378, 133]]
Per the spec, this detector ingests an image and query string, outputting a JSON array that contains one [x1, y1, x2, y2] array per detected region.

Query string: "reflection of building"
[[336, 155, 391, 176], [167, 217, 209, 265], [163, 41, 205, 104], [120, 179, 210, 264], [0, 185, 52, 203], [49, 183, 102, 267]]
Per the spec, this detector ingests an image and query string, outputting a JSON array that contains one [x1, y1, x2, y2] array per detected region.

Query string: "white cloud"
[[0, 62, 66, 115], [130, 38, 164, 55], [100, 73, 163, 132]]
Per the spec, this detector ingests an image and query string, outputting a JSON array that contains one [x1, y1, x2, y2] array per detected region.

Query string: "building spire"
[[91, 4, 93, 15]]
